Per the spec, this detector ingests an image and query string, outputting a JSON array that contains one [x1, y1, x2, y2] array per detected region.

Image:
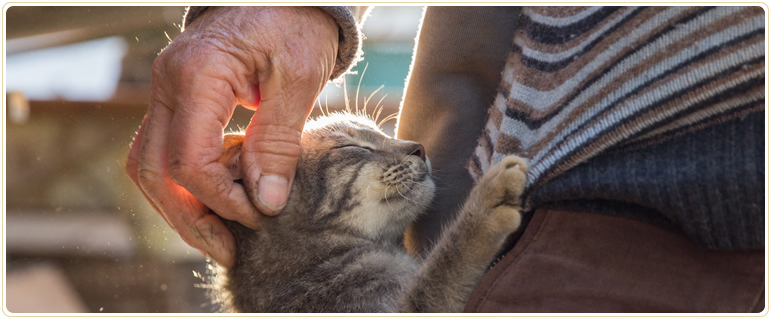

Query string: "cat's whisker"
[[424, 172, 448, 184], [355, 63, 369, 115], [373, 94, 388, 124], [403, 180, 442, 192], [325, 94, 330, 118], [364, 84, 385, 119], [316, 97, 324, 116], [396, 182, 422, 206], [394, 182, 411, 202], [343, 76, 351, 113], [378, 112, 399, 128], [365, 180, 383, 200], [383, 184, 393, 210]]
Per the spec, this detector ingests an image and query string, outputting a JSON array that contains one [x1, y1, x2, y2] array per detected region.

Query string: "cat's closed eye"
[[336, 145, 374, 152]]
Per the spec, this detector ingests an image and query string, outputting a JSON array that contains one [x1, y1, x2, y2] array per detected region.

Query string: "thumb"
[[240, 89, 314, 215]]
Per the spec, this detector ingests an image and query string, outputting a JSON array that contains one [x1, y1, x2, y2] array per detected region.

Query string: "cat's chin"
[[383, 177, 436, 233], [342, 177, 435, 243]]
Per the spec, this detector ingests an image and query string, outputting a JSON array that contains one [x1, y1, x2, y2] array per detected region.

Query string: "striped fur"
[[468, 6, 765, 210], [212, 114, 528, 312]]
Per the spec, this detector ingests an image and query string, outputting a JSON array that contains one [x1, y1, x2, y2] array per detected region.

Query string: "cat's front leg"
[[399, 155, 528, 312]]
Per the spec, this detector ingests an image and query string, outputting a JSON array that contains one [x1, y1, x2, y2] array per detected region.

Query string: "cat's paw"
[[472, 155, 528, 234], [477, 155, 528, 210]]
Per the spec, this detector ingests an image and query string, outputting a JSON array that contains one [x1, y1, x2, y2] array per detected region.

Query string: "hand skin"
[[125, 6, 339, 267]]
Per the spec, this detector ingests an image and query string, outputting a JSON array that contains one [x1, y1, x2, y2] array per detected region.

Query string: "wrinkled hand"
[[125, 7, 339, 267]]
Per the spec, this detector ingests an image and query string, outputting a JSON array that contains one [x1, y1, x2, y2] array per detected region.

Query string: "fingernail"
[[257, 174, 289, 213]]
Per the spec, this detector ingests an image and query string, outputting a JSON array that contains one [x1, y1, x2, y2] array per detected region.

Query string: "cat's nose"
[[409, 143, 426, 162]]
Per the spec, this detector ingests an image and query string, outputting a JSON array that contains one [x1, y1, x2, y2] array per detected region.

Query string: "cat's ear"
[[220, 133, 245, 181]]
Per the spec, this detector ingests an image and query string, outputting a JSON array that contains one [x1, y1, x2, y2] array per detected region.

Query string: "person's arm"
[[125, 6, 362, 267]]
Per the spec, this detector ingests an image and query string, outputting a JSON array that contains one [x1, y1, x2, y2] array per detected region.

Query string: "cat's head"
[[221, 113, 435, 242]]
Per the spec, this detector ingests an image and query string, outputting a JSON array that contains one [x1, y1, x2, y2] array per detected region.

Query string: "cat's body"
[[213, 113, 528, 312]]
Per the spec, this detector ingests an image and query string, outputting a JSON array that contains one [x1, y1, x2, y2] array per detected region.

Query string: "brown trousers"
[[464, 209, 765, 313]]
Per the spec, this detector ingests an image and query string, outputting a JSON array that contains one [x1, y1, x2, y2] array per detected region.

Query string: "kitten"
[[211, 113, 528, 312]]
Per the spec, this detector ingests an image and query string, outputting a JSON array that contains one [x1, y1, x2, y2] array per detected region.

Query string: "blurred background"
[[4, 6, 423, 313]]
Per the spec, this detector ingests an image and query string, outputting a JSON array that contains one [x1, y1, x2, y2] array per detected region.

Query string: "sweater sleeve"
[[182, 6, 370, 81]]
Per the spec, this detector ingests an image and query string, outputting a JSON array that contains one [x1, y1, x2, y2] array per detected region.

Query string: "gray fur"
[[212, 113, 528, 313]]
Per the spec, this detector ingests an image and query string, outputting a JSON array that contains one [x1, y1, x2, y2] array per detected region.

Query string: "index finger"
[[165, 79, 262, 229]]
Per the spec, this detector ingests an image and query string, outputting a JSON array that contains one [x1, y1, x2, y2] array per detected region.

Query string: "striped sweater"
[[467, 6, 765, 249]]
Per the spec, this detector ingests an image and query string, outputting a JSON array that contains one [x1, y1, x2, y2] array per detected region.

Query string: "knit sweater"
[[467, 6, 765, 250]]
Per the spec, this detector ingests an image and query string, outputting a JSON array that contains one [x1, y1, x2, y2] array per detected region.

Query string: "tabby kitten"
[[212, 113, 528, 312]]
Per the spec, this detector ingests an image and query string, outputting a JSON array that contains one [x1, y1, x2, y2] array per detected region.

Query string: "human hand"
[[125, 6, 339, 267]]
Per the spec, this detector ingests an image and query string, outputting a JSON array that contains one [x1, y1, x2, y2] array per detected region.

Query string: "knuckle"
[[167, 158, 195, 186], [274, 51, 324, 88], [151, 53, 170, 78], [187, 217, 217, 247], [136, 166, 162, 191], [285, 61, 322, 86], [152, 44, 198, 82], [245, 140, 301, 161], [211, 175, 233, 199], [178, 230, 202, 250], [244, 124, 302, 155]]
